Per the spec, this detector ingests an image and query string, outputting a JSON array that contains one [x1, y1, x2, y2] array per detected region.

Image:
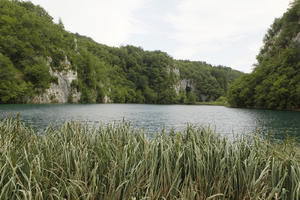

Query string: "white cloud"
[[232, 55, 257, 73], [30, 0, 148, 46], [232, 42, 264, 73], [166, 0, 291, 72], [29, 0, 291, 72]]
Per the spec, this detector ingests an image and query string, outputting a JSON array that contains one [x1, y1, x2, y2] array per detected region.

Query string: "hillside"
[[0, 0, 243, 104], [228, 0, 300, 110]]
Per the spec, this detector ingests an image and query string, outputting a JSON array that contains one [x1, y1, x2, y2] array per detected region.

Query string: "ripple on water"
[[0, 104, 299, 142]]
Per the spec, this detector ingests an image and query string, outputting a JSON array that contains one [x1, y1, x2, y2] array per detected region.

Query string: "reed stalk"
[[0, 118, 299, 199]]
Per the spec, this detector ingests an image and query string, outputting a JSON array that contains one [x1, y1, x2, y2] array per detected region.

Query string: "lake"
[[0, 104, 299, 142]]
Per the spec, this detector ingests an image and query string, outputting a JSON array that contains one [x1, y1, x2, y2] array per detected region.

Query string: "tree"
[[24, 58, 52, 92], [0, 53, 28, 103]]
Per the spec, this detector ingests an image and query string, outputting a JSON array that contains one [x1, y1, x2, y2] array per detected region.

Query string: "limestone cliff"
[[172, 68, 210, 101], [32, 56, 81, 103]]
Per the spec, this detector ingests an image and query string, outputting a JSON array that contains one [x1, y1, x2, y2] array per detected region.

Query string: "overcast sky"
[[29, 0, 291, 73]]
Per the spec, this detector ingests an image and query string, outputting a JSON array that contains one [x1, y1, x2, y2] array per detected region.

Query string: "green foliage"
[[0, 0, 75, 101], [23, 58, 52, 92], [215, 96, 228, 105], [0, 53, 28, 103], [0, 0, 243, 104], [227, 74, 256, 107], [229, 0, 300, 110], [177, 91, 186, 104], [185, 92, 197, 104], [176, 60, 242, 102]]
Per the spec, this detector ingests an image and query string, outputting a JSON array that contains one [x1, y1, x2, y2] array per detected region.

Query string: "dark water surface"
[[0, 104, 299, 142]]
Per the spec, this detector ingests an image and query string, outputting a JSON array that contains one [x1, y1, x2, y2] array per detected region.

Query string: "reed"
[[0, 117, 299, 199]]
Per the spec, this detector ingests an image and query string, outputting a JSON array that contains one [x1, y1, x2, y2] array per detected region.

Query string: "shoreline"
[[2, 102, 300, 112]]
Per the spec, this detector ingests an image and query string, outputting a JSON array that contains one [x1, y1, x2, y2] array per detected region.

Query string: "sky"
[[29, 0, 292, 73]]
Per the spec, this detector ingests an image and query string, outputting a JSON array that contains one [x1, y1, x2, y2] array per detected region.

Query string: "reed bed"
[[0, 117, 299, 200]]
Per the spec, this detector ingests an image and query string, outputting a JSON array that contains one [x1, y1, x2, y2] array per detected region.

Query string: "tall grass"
[[0, 117, 299, 199]]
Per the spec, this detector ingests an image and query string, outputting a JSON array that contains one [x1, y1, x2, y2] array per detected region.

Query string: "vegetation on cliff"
[[0, 0, 243, 104], [228, 0, 300, 110]]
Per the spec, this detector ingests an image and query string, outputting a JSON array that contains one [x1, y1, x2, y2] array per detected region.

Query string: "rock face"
[[293, 32, 300, 46], [32, 68, 81, 103], [172, 68, 209, 102], [171, 67, 196, 95], [175, 79, 196, 94], [32, 56, 81, 103], [103, 95, 112, 103]]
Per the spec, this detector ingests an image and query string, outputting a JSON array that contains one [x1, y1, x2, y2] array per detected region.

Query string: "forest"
[[0, 0, 242, 104], [228, 0, 300, 110]]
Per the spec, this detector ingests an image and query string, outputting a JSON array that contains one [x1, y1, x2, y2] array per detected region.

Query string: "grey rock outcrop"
[[293, 32, 300, 46], [175, 79, 196, 94], [32, 56, 81, 103]]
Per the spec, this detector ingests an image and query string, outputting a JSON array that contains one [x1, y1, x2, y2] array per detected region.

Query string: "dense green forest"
[[228, 0, 300, 110], [0, 0, 242, 104]]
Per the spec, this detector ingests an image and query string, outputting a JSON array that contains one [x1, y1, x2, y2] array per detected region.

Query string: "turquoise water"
[[0, 104, 299, 142]]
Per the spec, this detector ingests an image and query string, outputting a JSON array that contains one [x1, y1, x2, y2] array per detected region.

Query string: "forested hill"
[[228, 0, 300, 110], [0, 0, 243, 104]]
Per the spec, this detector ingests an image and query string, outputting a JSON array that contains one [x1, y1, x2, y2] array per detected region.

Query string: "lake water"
[[0, 104, 299, 142]]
